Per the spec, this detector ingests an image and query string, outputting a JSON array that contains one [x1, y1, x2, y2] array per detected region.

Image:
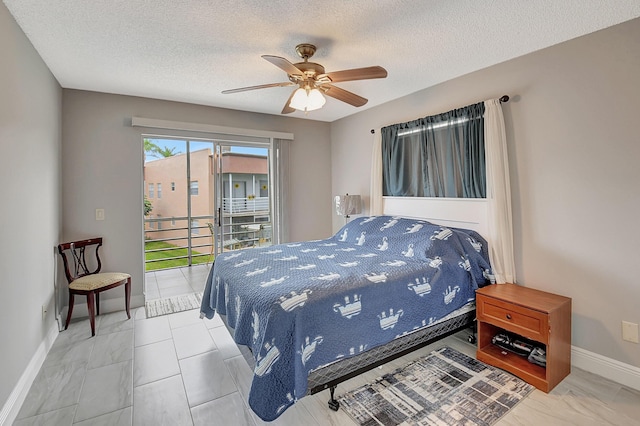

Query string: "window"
[[259, 180, 268, 197], [190, 180, 199, 196], [148, 183, 154, 198], [382, 102, 485, 198], [142, 135, 286, 270]]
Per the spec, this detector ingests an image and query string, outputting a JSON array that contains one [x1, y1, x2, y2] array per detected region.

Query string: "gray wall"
[[331, 18, 640, 366], [0, 3, 62, 408], [3, 0, 638, 411], [62, 90, 333, 308]]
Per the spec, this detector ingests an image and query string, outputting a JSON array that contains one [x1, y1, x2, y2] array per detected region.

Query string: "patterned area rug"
[[339, 346, 534, 426], [145, 292, 203, 318]]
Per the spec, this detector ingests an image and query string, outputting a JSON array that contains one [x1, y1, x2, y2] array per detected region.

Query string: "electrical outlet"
[[96, 208, 105, 221], [622, 321, 639, 343], [42, 304, 47, 321]]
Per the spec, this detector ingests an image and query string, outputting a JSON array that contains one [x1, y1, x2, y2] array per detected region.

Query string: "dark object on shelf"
[[492, 333, 533, 357], [528, 347, 547, 367]]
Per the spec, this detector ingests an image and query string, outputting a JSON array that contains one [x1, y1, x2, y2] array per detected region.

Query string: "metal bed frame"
[[222, 303, 477, 411]]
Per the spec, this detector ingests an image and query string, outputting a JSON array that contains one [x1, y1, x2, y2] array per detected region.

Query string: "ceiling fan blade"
[[319, 66, 387, 83], [323, 84, 368, 107], [281, 89, 297, 114], [222, 82, 295, 94], [262, 55, 304, 77]]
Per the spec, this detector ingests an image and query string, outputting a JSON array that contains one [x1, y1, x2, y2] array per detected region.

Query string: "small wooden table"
[[476, 283, 571, 392]]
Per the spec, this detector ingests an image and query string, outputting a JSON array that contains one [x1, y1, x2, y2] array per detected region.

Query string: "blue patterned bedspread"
[[200, 216, 493, 421]]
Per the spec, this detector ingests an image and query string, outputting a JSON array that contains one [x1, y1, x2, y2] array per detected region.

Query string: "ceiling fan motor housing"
[[290, 62, 326, 83], [295, 43, 317, 60]]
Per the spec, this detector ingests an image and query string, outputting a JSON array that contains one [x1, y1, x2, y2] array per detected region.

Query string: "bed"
[[200, 215, 494, 421]]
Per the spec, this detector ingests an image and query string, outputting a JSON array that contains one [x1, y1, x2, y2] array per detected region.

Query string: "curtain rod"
[[370, 95, 510, 134]]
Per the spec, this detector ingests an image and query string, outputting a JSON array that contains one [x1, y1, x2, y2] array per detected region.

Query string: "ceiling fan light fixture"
[[223, 43, 387, 114], [289, 87, 326, 112], [307, 88, 326, 110]]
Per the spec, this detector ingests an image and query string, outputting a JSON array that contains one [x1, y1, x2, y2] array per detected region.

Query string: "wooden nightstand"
[[476, 283, 571, 392]]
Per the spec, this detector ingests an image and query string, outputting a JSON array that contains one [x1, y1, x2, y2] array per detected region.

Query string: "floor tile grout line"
[[70, 360, 90, 424], [221, 357, 259, 426], [72, 404, 132, 425], [15, 401, 79, 424], [133, 372, 183, 390], [131, 314, 136, 426], [171, 322, 197, 425]]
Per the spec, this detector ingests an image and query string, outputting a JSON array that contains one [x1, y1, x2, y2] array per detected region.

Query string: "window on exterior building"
[[171, 182, 175, 191], [157, 183, 162, 199], [148, 183, 154, 198], [190, 181, 199, 196], [260, 180, 268, 198], [191, 219, 200, 235]]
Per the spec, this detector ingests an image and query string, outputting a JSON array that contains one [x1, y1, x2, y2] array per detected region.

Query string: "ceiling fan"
[[222, 43, 388, 114]]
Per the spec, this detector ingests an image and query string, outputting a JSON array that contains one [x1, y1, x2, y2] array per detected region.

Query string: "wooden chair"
[[57, 238, 131, 336]]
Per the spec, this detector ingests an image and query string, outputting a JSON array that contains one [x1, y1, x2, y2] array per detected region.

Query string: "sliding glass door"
[[143, 137, 273, 271], [211, 142, 272, 257]]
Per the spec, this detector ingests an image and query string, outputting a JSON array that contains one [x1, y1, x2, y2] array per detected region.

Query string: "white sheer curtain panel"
[[370, 129, 383, 215], [484, 99, 516, 283]]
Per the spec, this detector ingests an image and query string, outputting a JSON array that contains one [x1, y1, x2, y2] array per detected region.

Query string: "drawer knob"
[[506, 313, 512, 320]]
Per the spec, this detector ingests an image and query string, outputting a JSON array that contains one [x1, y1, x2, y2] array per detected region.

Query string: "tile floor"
[[13, 307, 640, 426], [144, 265, 210, 301]]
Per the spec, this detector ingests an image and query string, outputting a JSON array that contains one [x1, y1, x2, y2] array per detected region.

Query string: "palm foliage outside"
[[144, 138, 178, 159]]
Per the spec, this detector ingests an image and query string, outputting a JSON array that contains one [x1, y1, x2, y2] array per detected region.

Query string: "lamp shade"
[[289, 88, 308, 110], [335, 194, 362, 217], [306, 88, 326, 110], [289, 87, 326, 112]]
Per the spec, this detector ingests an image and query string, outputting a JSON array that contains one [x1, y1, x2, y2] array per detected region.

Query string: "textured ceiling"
[[4, 0, 640, 122]]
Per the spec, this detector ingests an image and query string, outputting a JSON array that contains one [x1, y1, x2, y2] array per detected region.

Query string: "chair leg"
[[87, 292, 96, 337], [96, 292, 100, 316], [125, 277, 131, 319], [65, 293, 75, 330]]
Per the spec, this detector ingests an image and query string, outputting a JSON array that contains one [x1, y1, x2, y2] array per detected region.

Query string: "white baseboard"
[[0, 320, 59, 426], [572, 345, 640, 391]]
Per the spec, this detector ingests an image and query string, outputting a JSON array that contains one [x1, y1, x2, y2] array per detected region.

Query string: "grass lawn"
[[145, 241, 211, 271]]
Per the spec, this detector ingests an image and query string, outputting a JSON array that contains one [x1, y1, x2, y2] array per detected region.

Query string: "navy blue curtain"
[[382, 102, 486, 198]]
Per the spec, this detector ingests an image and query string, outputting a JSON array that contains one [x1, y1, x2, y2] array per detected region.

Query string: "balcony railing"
[[144, 213, 271, 271], [222, 196, 269, 214]]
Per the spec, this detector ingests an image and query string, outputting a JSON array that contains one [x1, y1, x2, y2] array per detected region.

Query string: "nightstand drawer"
[[477, 296, 548, 341]]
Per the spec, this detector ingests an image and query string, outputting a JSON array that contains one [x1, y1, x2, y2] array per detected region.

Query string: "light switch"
[[95, 209, 105, 221], [622, 321, 639, 343]]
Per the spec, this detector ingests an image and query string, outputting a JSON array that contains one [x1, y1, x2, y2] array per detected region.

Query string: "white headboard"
[[382, 196, 488, 237]]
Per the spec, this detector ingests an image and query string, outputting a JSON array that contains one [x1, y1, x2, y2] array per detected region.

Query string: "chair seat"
[[69, 272, 131, 291]]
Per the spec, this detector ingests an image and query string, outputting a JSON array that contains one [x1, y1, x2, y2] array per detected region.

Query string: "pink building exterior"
[[144, 149, 269, 255]]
